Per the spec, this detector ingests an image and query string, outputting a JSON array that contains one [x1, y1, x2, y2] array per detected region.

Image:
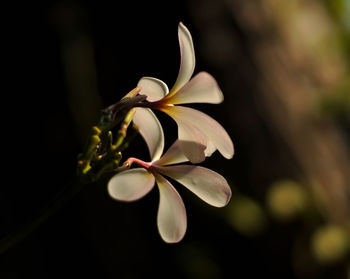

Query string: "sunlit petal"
[[164, 72, 223, 105], [133, 108, 164, 161], [205, 140, 217, 157], [167, 22, 195, 97], [137, 77, 169, 102], [173, 117, 207, 164], [155, 173, 187, 243], [108, 168, 155, 202], [156, 165, 232, 207], [153, 140, 189, 166], [162, 106, 234, 159]]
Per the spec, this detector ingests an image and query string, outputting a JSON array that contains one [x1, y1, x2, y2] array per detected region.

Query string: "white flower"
[[107, 140, 232, 243], [107, 22, 234, 243], [133, 22, 234, 164]]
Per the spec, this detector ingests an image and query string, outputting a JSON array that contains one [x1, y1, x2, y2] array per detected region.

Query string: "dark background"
[[1, 0, 349, 278]]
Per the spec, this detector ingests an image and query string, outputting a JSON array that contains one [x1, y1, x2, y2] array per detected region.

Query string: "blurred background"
[[1, 0, 350, 278]]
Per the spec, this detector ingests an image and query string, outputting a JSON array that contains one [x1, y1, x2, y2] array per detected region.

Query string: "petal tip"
[[137, 76, 169, 102], [156, 174, 187, 244], [200, 71, 224, 104], [224, 143, 235, 159], [210, 183, 232, 208], [160, 232, 185, 244], [219, 187, 232, 208], [178, 21, 186, 30], [225, 151, 234, 160]]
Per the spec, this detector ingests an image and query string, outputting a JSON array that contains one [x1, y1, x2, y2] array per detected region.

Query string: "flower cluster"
[[107, 23, 234, 243]]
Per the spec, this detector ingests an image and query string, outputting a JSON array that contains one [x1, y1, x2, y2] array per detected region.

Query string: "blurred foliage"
[[266, 180, 309, 221], [323, 0, 350, 59], [319, 76, 350, 125], [175, 244, 222, 279], [320, 0, 350, 131], [311, 224, 349, 264], [225, 194, 267, 236]]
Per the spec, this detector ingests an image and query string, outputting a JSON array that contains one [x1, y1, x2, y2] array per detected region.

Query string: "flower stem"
[[125, 157, 152, 169]]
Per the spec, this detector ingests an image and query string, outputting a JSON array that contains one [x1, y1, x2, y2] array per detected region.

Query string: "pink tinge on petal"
[[154, 173, 187, 243], [137, 77, 169, 102], [164, 106, 234, 160], [164, 72, 224, 105], [167, 22, 196, 98], [152, 140, 189, 166], [108, 168, 155, 202], [155, 165, 232, 207], [133, 108, 164, 161]]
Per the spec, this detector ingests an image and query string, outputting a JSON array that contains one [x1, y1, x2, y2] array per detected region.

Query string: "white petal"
[[133, 108, 164, 161], [162, 106, 234, 159], [108, 168, 155, 202], [156, 165, 232, 207], [164, 72, 223, 105], [168, 22, 195, 97], [174, 117, 207, 164], [155, 173, 187, 243], [205, 140, 217, 157], [153, 140, 189, 166], [137, 77, 169, 102]]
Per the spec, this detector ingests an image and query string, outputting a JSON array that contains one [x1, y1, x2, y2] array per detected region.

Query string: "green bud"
[[91, 126, 102, 135], [91, 135, 100, 145]]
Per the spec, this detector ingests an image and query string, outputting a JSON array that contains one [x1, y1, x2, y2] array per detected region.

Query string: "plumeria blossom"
[[108, 140, 232, 243], [133, 22, 234, 163]]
